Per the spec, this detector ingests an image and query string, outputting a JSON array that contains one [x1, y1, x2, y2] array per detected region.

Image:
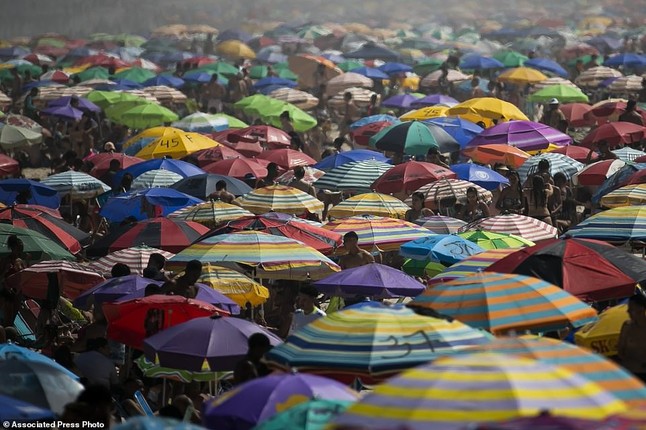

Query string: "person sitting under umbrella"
[[161, 259, 202, 298], [233, 332, 273, 386], [290, 285, 326, 335], [208, 180, 235, 203], [289, 166, 316, 197], [143, 253, 170, 282], [457, 187, 490, 223], [339, 231, 375, 269], [405, 192, 434, 222], [586, 140, 618, 164]]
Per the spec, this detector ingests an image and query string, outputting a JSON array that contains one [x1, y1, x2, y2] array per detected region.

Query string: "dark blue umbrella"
[[171, 173, 252, 198], [158, 51, 193, 64], [524, 58, 569, 77], [116, 283, 240, 314], [142, 75, 185, 88], [253, 77, 297, 89], [379, 62, 413, 75], [314, 149, 391, 171], [345, 42, 400, 61], [99, 187, 204, 222], [257, 84, 292, 95], [349, 114, 401, 130], [48, 96, 101, 112], [584, 36, 623, 53], [423, 117, 484, 148], [603, 53, 646, 68], [592, 162, 646, 204], [40, 105, 84, 121], [450, 163, 510, 190], [218, 29, 253, 43], [0, 46, 30, 59], [73, 275, 163, 309], [115, 158, 205, 185], [349, 66, 389, 80], [110, 78, 143, 89], [0, 179, 60, 208], [21, 80, 61, 92], [459, 54, 505, 70], [599, 76, 620, 88], [411, 94, 459, 108], [0, 394, 55, 422], [381, 94, 420, 109]]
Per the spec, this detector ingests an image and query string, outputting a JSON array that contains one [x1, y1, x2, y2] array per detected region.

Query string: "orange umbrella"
[[288, 54, 342, 89], [462, 144, 530, 169]]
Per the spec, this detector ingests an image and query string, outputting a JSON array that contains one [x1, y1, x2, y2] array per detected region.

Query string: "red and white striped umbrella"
[[460, 214, 558, 242], [89, 245, 176, 276], [9, 260, 105, 300], [410, 179, 492, 211], [573, 159, 626, 186]]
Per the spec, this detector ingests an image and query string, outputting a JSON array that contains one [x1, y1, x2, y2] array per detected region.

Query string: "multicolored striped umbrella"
[[457, 230, 535, 249], [88, 245, 175, 276], [430, 248, 518, 285], [461, 214, 558, 242], [328, 193, 410, 219], [600, 184, 646, 208], [330, 352, 626, 430], [130, 169, 183, 190], [466, 335, 646, 405], [409, 272, 597, 334], [411, 179, 493, 211], [313, 160, 393, 192], [323, 215, 431, 253], [41, 171, 111, 198], [565, 205, 646, 242], [517, 153, 584, 182], [266, 302, 492, 381], [168, 200, 254, 227], [193, 263, 269, 306], [414, 215, 467, 234], [167, 231, 340, 281], [10, 260, 105, 300], [234, 185, 324, 215]]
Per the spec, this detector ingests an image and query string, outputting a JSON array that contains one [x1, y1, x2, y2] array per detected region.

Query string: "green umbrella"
[[113, 34, 147, 47], [262, 102, 317, 132], [254, 399, 353, 430], [277, 68, 298, 80], [104, 99, 153, 119], [86, 91, 149, 109], [528, 84, 589, 103], [208, 113, 248, 129], [337, 60, 364, 72], [493, 50, 529, 67], [0, 224, 74, 261], [73, 66, 109, 82], [134, 356, 218, 383], [107, 102, 178, 129], [36, 37, 66, 48], [89, 33, 112, 41], [234, 94, 281, 116], [402, 259, 445, 277], [112, 67, 156, 83], [567, 55, 593, 67], [297, 25, 332, 40], [413, 58, 444, 76], [249, 65, 269, 79], [199, 61, 240, 76]]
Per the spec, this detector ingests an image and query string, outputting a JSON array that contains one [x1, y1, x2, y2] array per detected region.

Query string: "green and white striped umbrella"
[[131, 169, 184, 190], [134, 355, 219, 383], [313, 160, 393, 192], [41, 171, 111, 198]]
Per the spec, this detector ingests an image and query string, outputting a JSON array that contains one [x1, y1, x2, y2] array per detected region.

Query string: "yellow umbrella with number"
[[135, 130, 219, 159], [447, 97, 528, 125], [400, 106, 448, 121], [575, 304, 628, 357]]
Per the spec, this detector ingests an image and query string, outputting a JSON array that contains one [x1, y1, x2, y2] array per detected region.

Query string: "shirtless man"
[[209, 180, 235, 203], [160, 260, 202, 298], [339, 231, 374, 269]]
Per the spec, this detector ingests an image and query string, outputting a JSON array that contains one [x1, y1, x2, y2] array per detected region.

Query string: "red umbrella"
[[33, 46, 68, 57], [580, 123, 646, 149], [351, 121, 395, 146], [75, 53, 129, 69], [211, 131, 264, 157], [9, 260, 104, 300], [550, 145, 597, 163], [190, 145, 244, 167], [560, 103, 595, 127], [634, 155, 646, 163], [573, 159, 626, 186], [206, 214, 342, 254], [22, 53, 55, 66], [587, 101, 646, 124], [625, 169, 646, 186], [0, 154, 20, 177], [88, 153, 144, 178], [183, 56, 215, 67], [231, 125, 292, 149], [257, 149, 316, 170], [203, 158, 268, 179], [371, 161, 456, 194], [103, 295, 225, 349]]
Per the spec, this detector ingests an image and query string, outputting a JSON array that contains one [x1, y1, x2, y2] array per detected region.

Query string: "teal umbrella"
[[0, 224, 74, 261], [112, 67, 156, 83], [254, 399, 353, 430], [493, 50, 529, 67]]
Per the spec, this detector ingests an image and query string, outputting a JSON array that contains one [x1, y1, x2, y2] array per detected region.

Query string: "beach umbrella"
[[351, 121, 398, 146], [323, 215, 431, 253], [267, 302, 491, 382], [314, 160, 393, 192], [379, 62, 412, 74], [462, 213, 557, 242], [550, 145, 596, 164], [565, 205, 646, 242], [337, 60, 365, 72], [349, 115, 400, 130], [107, 102, 179, 129], [40, 104, 84, 121], [601, 184, 646, 208], [457, 230, 534, 249], [88, 245, 174, 276], [73, 275, 164, 309], [381, 94, 421, 109], [325, 72, 373, 96], [234, 185, 324, 215], [193, 263, 269, 307], [607, 75, 644, 94], [348, 66, 389, 80], [257, 149, 317, 170], [47, 95, 101, 113], [593, 163, 646, 203], [459, 54, 504, 70], [313, 149, 390, 171], [412, 179, 493, 211], [40, 171, 110, 199], [575, 304, 627, 357], [167, 231, 340, 281], [205, 113, 247, 129], [171, 173, 251, 199], [575, 66, 622, 88], [528, 84, 590, 103], [328, 193, 411, 219], [100, 187, 203, 222], [0, 154, 19, 177], [421, 69, 471, 87], [86, 90, 148, 109], [253, 77, 297, 90], [112, 66, 156, 83], [169, 201, 254, 227], [447, 97, 529, 124], [171, 112, 229, 133], [371, 161, 455, 194], [410, 94, 459, 108], [231, 125, 292, 148], [328, 87, 380, 110], [517, 153, 584, 182], [400, 234, 484, 265], [603, 53, 646, 68], [330, 352, 624, 430], [216, 40, 256, 59], [493, 51, 529, 68], [498, 67, 548, 84], [0, 125, 42, 150], [462, 144, 530, 169], [254, 399, 352, 430], [261, 102, 318, 133], [531, 77, 579, 93], [369, 121, 459, 155], [131, 169, 183, 190], [0, 343, 79, 381], [450, 163, 509, 190], [560, 103, 595, 127], [487, 237, 646, 301], [0, 395, 55, 422], [580, 122, 646, 149], [0, 223, 74, 261], [467, 121, 572, 152], [423, 117, 483, 148], [89, 153, 144, 180], [523, 58, 569, 77], [414, 215, 466, 234], [9, 260, 104, 300], [141, 75, 184, 88], [134, 355, 215, 383], [429, 248, 518, 285], [116, 158, 205, 183], [203, 373, 357, 430], [276, 167, 325, 186], [572, 159, 625, 186], [268, 88, 319, 110], [612, 147, 646, 162]]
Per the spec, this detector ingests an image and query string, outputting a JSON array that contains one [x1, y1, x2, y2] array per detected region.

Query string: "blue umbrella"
[[218, 29, 252, 43], [142, 75, 185, 88], [253, 76, 297, 90], [599, 77, 620, 88], [256, 50, 288, 64], [459, 55, 505, 70], [257, 84, 292, 95], [100, 188, 204, 222], [320, 53, 346, 63], [0, 179, 60, 208], [350, 114, 400, 130], [115, 158, 205, 184], [0, 343, 79, 380], [22, 81, 61, 91], [314, 149, 391, 171], [0, 46, 30, 59], [158, 51, 193, 64], [423, 117, 484, 148], [379, 62, 413, 75], [110, 78, 143, 89], [345, 42, 400, 61], [411, 94, 459, 108], [73, 275, 163, 310], [450, 163, 510, 190], [113, 416, 206, 430], [585, 36, 623, 53], [381, 94, 421, 109], [183, 71, 213, 84], [48, 96, 101, 112], [349, 66, 389, 80], [603, 53, 646, 69], [524, 58, 569, 77], [456, 77, 489, 94], [0, 394, 55, 422], [171, 173, 252, 198], [40, 105, 84, 121], [399, 234, 485, 265], [592, 162, 646, 204]]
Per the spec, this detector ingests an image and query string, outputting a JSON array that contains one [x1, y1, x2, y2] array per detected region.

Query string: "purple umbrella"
[[202, 372, 358, 430], [72, 275, 163, 309], [313, 263, 425, 298], [465, 120, 572, 152], [41, 105, 84, 121], [411, 94, 459, 108], [48, 96, 101, 113], [381, 94, 421, 109], [143, 315, 281, 372]]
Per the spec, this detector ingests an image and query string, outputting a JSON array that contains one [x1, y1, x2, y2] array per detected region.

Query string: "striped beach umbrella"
[[461, 214, 558, 242], [195, 263, 269, 306], [167, 231, 340, 281], [612, 147, 646, 162], [328, 193, 410, 219], [565, 205, 646, 242], [313, 160, 393, 192], [457, 230, 535, 249], [572, 159, 626, 186], [330, 352, 626, 430], [234, 185, 324, 215], [430, 248, 518, 285], [168, 201, 254, 227], [575, 66, 622, 88], [323, 215, 431, 252], [409, 272, 597, 334], [414, 215, 467, 234], [467, 335, 646, 405], [135, 356, 215, 383], [41, 171, 111, 199], [601, 184, 646, 208], [9, 260, 105, 300], [88, 245, 175, 276], [131, 169, 183, 190], [266, 302, 492, 381], [517, 153, 584, 182], [411, 179, 493, 211]]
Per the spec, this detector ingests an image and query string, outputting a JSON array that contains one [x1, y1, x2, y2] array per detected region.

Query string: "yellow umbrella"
[[122, 126, 184, 150], [195, 263, 269, 306], [575, 304, 627, 357], [447, 97, 529, 125], [135, 130, 219, 159], [216, 40, 256, 60], [498, 67, 548, 84], [526, 144, 559, 155], [400, 75, 420, 91], [400, 106, 448, 121], [63, 65, 90, 74], [328, 193, 410, 219]]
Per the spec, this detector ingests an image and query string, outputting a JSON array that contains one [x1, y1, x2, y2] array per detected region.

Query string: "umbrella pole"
[[162, 379, 166, 406]]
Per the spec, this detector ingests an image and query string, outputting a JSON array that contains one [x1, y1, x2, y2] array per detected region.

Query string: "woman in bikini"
[[524, 175, 553, 225]]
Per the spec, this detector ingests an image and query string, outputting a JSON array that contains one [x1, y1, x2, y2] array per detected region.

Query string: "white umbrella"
[[0, 125, 42, 149], [325, 72, 373, 96]]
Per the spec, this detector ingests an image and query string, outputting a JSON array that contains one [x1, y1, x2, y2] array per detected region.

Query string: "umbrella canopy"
[[603, 53, 646, 68], [607, 75, 644, 94], [313, 149, 390, 171], [169, 200, 253, 227], [409, 272, 597, 334], [41, 105, 84, 121], [40, 171, 110, 199], [131, 169, 183, 190], [73, 275, 163, 309], [381, 94, 422, 109], [254, 399, 352, 430], [612, 147, 646, 162], [9, 260, 104, 300], [216, 40, 256, 59], [107, 102, 179, 129], [447, 98, 529, 125], [575, 304, 627, 357], [371, 161, 456, 194], [400, 234, 484, 265], [524, 58, 569, 77], [565, 205, 646, 242], [314, 160, 393, 192], [100, 188, 203, 222], [268, 88, 319, 110], [267, 302, 491, 381], [498, 67, 548, 84], [257, 149, 317, 170], [450, 164, 509, 191], [369, 121, 459, 155], [167, 231, 340, 281], [349, 66, 389, 80], [203, 373, 357, 430], [144, 315, 281, 372], [517, 153, 584, 182], [572, 159, 626, 186], [0, 343, 79, 380], [325, 73, 373, 96], [193, 263, 269, 307], [189, 146, 244, 167], [412, 179, 493, 211], [400, 106, 450, 121], [0, 394, 55, 422], [459, 54, 505, 70], [171, 173, 252, 199], [601, 184, 646, 208], [328, 193, 411, 219], [330, 352, 625, 430], [204, 158, 268, 179], [575, 66, 622, 88], [462, 144, 530, 169], [457, 230, 534, 249], [234, 185, 324, 215], [89, 153, 144, 180], [349, 115, 400, 130], [560, 103, 595, 128], [410, 94, 459, 108], [461, 213, 558, 242], [551, 145, 597, 164], [0, 154, 19, 177], [88, 245, 175, 276], [414, 215, 467, 234], [0, 125, 42, 150], [429, 248, 518, 285], [423, 117, 483, 148], [466, 121, 572, 152], [0, 223, 74, 261], [231, 125, 292, 148], [135, 131, 219, 160]]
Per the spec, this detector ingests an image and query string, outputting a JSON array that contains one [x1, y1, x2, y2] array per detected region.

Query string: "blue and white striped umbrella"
[[41, 171, 111, 198], [517, 153, 584, 182], [171, 112, 229, 133], [611, 147, 646, 162], [313, 160, 393, 192], [131, 169, 184, 190]]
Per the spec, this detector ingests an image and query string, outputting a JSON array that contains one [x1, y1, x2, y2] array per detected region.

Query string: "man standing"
[[540, 98, 568, 132], [339, 231, 375, 269], [618, 100, 644, 126], [290, 285, 326, 334]]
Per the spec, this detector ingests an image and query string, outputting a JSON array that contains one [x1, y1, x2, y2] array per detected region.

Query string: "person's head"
[[108, 159, 121, 172], [247, 332, 271, 359], [4, 326, 17, 343], [7, 234, 23, 254], [86, 337, 110, 355], [293, 165, 306, 180], [598, 140, 610, 154], [369, 94, 378, 104], [537, 159, 550, 173], [333, 137, 345, 150], [627, 99, 637, 112], [144, 283, 160, 296], [507, 169, 520, 185], [628, 294, 646, 324], [184, 259, 202, 284], [148, 253, 166, 270], [216, 180, 227, 191], [103, 141, 116, 152], [296, 284, 319, 312], [172, 395, 194, 416], [29, 87, 38, 97], [411, 191, 426, 210], [343, 91, 353, 102], [548, 98, 559, 110], [210, 73, 220, 83], [16, 189, 31, 204], [532, 173, 546, 190], [123, 377, 144, 398], [279, 111, 291, 123], [343, 230, 360, 251], [110, 263, 131, 278], [267, 162, 279, 177], [466, 186, 479, 203], [471, 77, 480, 88], [289, 132, 303, 151], [120, 173, 133, 191], [553, 172, 567, 187]]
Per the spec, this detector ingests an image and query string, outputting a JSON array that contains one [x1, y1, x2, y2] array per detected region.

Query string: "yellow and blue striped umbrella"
[[234, 185, 324, 215], [266, 302, 492, 381], [330, 352, 626, 430], [410, 272, 598, 335], [600, 184, 646, 208], [430, 248, 517, 285], [167, 231, 339, 281], [328, 193, 410, 219], [566, 205, 646, 242], [168, 200, 254, 227]]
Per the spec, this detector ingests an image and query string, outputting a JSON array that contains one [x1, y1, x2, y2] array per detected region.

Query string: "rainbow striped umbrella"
[[466, 335, 646, 405], [323, 215, 431, 252], [88, 245, 175, 276], [461, 213, 558, 242], [266, 302, 492, 381], [409, 272, 597, 334], [457, 230, 535, 249], [411, 179, 493, 211], [313, 160, 393, 192], [430, 248, 518, 285], [566, 206, 646, 242], [414, 215, 467, 234], [194, 263, 269, 306], [330, 352, 626, 430], [600, 184, 646, 208], [168, 200, 254, 227], [167, 231, 340, 281], [327, 193, 410, 219], [234, 185, 324, 215]]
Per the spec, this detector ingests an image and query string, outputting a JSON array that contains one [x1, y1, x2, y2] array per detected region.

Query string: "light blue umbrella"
[[612, 147, 646, 162], [0, 343, 79, 380], [350, 114, 400, 130], [450, 163, 509, 190], [423, 117, 483, 148], [400, 234, 484, 265], [348, 66, 389, 80], [113, 416, 205, 430], [0, 394, 55, 422]]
